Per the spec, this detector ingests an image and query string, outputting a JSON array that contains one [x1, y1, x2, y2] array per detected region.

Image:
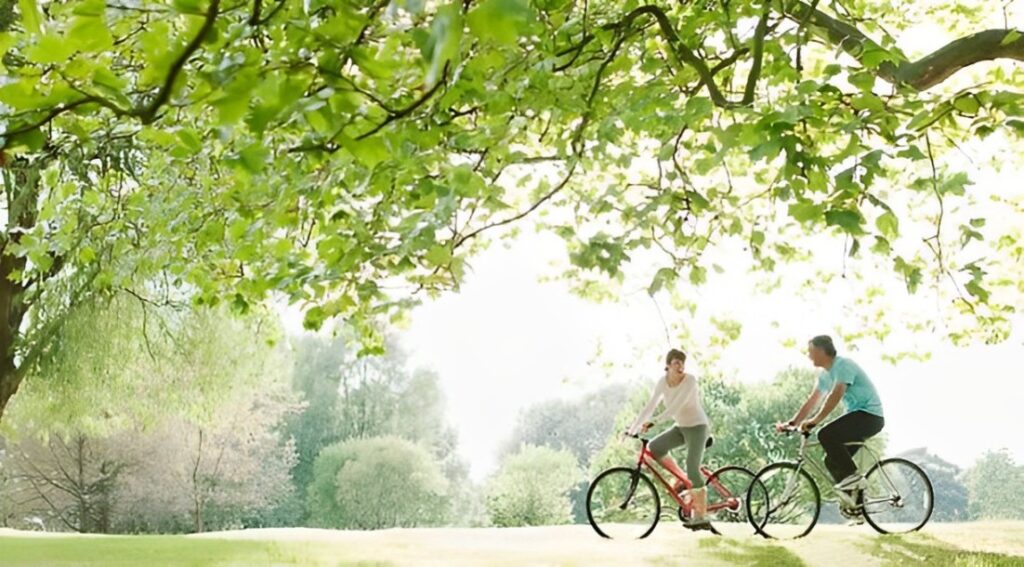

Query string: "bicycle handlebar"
[[777, 424, 814, 437]]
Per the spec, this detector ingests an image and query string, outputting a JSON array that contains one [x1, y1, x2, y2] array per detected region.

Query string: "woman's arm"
[[627, 384, 663, 435]]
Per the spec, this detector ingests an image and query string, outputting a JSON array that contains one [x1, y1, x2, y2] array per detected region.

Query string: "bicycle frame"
[[779, 432, 904, 511], [631, 437, 741, 516]]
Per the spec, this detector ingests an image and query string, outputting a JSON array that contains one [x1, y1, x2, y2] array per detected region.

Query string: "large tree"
[[1, 0, 1023, 420]]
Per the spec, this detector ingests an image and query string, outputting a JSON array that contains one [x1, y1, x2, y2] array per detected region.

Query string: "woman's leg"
[[647, 427, 688, 490], [679, 425, 710, 524], [680, 424, 709, 489]]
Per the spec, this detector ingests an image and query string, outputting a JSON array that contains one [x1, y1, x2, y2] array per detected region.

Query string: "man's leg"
[[818, 411, 885, 485]]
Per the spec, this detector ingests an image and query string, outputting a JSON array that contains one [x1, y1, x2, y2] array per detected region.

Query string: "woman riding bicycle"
[[626, 348, 712, 529], [777, 335, 885, 499]]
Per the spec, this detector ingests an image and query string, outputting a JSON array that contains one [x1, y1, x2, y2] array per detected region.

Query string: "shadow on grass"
[[678, 537, 806, 567], [866, 533, 1022, 566]]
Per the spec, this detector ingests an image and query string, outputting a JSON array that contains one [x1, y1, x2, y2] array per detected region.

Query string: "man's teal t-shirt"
[[817, 357, 884, 417]]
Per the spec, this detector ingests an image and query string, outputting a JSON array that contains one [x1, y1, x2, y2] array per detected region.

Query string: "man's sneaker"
[[834, 473, 865, 491], [839, 506, 864, 526]]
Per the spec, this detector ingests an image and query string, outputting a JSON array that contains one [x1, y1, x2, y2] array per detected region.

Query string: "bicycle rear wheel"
[[746, 462, 821, 540], [586, 467, 661, 539], [862, 458, 933, 534], [705, 466, 760, 536]]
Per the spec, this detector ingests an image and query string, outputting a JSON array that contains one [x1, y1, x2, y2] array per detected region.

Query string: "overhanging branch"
[[781, 0, 1024, 90]]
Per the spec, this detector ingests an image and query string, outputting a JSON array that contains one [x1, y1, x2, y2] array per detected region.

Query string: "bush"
[[485, 445, 580, 527], [308, 436, 449, 529]]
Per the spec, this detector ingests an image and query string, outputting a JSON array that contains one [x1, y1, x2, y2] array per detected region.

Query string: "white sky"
[[395, 229, 1023, 481]]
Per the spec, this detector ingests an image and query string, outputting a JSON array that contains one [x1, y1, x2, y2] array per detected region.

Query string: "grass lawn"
[[1, 523, 1022, 566]]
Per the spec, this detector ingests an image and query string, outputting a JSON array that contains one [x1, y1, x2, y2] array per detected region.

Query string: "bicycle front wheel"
[[746, 462, 821, 540], [862, 458, 933, 534], [586, 467, 661, 539]]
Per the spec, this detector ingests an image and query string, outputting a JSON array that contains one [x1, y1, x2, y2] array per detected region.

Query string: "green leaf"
[[18, 0, 41, 34], [789, 201, 823, 223], [894, 257, 923, 293], [467, 0, 534, 45], [424, 245, 452, 266], [426, 4, 463, 87], [952, 95, 980, 115], [648, 267, 676, 295], [848, 71, 875, 92], [78, 246, 97, 263], [824, 209, 864, 233], [339, 135, 389, 168], [26, 34, 75, 64], [897, 145, 926, 161], [684, 97, 714, 124], [1000, 30, 1021, 46], [238, 144, 269, 173], [750, 139, 781, 162], [7, 128, 46, 152], [212, 90, 252, 126], [969, 218, 986, 228], [965, 280, 990, 302], [72, 0, 105, 16], [860, 46, 894, 69], [68, 15, 113, 52], [176, 128, 203, 156], [876, 211, 899, 239], [303, 306, 327, 331], [689, 265, 707, 286], [685, 190, 711, 212], [851, 94, 885, 113], [939, 172, 971, 196], [172, 0, 205, 15]]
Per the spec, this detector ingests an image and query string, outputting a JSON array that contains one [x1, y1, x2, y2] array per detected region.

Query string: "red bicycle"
[[586, 433, 760, 539]]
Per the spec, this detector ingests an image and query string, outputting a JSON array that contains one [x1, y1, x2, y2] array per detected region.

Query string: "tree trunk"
[[0, 164, 39, 423]]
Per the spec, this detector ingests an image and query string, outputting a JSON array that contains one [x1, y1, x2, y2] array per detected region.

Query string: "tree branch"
[[557, 5, 768, 108], [134, 0, 222, 124], [781, 0, 1024, 90]]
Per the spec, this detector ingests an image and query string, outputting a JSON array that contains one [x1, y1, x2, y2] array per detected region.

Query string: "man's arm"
[[802, 382, 846, 430], [788, 386, 823, 426]]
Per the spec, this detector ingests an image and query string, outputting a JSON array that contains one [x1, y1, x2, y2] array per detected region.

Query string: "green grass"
[[867, 534, 1024, 567], [2, 525, 1023, 566], [0, 536, 388, 567]]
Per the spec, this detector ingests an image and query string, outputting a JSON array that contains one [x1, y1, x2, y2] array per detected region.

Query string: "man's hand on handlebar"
[[799, 419, 818, 433], [774, 421, 795, 433]]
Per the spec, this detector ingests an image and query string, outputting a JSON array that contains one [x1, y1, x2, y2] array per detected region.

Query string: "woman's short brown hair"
[[665, 349, 687, 365]]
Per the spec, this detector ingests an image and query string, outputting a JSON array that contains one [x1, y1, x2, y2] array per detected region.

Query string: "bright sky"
[[396, 228, 1024, 481]]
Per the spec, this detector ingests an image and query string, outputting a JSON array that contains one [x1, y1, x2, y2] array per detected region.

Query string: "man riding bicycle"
[[776, 335, 885, 516]]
